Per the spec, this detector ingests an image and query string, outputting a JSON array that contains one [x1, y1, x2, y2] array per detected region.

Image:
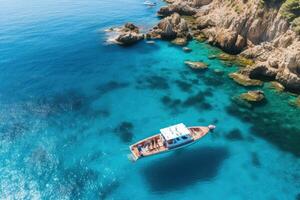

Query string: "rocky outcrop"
[[241, 31, 300, 92], [107, 23, 144, 45], [172, 37, 187, 46], [240, 90, 265, 102], [192, 0, 291, 53], [229, 72, 263, 87], [148, 13, 190, 40], [116, 33, 144, 45], [203, 28, 247, 54], [217, 53, 254, 67], [240, 63, 278, 80], [185, 61, 208, 69], [269, 81, 285, 92]]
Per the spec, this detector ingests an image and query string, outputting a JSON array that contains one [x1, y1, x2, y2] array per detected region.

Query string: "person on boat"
[[151, 140, 155, 150], [137, 144, 142, 152], [137, 144, 144, 156]]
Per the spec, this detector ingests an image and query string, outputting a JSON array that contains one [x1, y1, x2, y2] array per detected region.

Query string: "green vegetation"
[[261, 0, 300, 34], [280, 0, 300, 21], [292, 17, 300, 34], [259, 0, 284, 7], [280, 0, 300, 34]]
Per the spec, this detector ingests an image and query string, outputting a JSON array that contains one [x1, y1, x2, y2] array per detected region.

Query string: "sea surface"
[[0, 0, 300, 199]]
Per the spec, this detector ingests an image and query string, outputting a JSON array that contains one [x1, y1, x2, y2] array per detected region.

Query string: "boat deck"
[[130, 134, 167, 160]]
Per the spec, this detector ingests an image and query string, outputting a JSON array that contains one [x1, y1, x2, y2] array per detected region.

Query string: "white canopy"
[[160, 123, 191, 141]]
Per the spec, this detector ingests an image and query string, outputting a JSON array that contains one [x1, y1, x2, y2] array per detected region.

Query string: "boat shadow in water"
[[141, 146, 229, 192]]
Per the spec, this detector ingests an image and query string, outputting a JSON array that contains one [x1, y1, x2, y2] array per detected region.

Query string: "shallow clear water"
[[0, 0, 300, 199]]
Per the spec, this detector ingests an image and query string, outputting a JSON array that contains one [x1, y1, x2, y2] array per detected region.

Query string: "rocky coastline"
[[109, 0, 300, 94], [155, 0, 300, 93]]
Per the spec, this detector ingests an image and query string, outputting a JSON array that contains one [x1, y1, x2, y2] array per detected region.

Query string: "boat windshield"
[[182, 135, 188, 140]]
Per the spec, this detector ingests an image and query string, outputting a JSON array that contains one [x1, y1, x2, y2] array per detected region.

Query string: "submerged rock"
[[218, 53, 254, 67], [171, 37, 187, 46], [194, 33, 207, 42], [225, 129, 244, 141], [229, 72, 263, 87], [114, 121, 134, 143], [175, 80, 192, 92], [185, 61, 208, 70], [269, 81, 285, 92], [218, 53, 236, 62], [226, 98, 300, 157], [231, 95, 252, 109], [240, 90, 265, 102], [137, 74, 170, 90], [289, 96, 300, 108]]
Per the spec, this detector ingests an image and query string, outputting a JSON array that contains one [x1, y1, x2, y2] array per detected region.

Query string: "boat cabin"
[[160, 123, 193, 149]]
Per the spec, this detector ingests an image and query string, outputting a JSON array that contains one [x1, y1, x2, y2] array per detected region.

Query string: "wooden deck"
[[130, 134, 167, 160], [130, 126, 211, 161]]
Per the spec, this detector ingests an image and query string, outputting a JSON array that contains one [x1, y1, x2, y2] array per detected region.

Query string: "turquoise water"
[[0, 0, 300, 199]]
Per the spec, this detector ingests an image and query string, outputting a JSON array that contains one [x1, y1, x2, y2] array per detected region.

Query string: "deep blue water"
[[0, 0, 300, 199]]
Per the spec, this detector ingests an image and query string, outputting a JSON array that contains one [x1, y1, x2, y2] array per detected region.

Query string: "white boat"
[[129, 123, 215, 161], [143, 1, 156, 6], [146, 40, 155, 44]]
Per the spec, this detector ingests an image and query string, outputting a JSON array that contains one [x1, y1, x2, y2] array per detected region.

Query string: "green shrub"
[[292, 17, 300, 34], [280, 0, 300, 22]]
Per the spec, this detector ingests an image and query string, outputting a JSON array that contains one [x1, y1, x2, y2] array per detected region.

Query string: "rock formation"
[[269, 81, 285, 92], [241, 30, 300, 92], [240, 90, 265, 102], [147, 13, 190, 41], [107, 23, 144, 45], [229, 72, 263, 87]]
